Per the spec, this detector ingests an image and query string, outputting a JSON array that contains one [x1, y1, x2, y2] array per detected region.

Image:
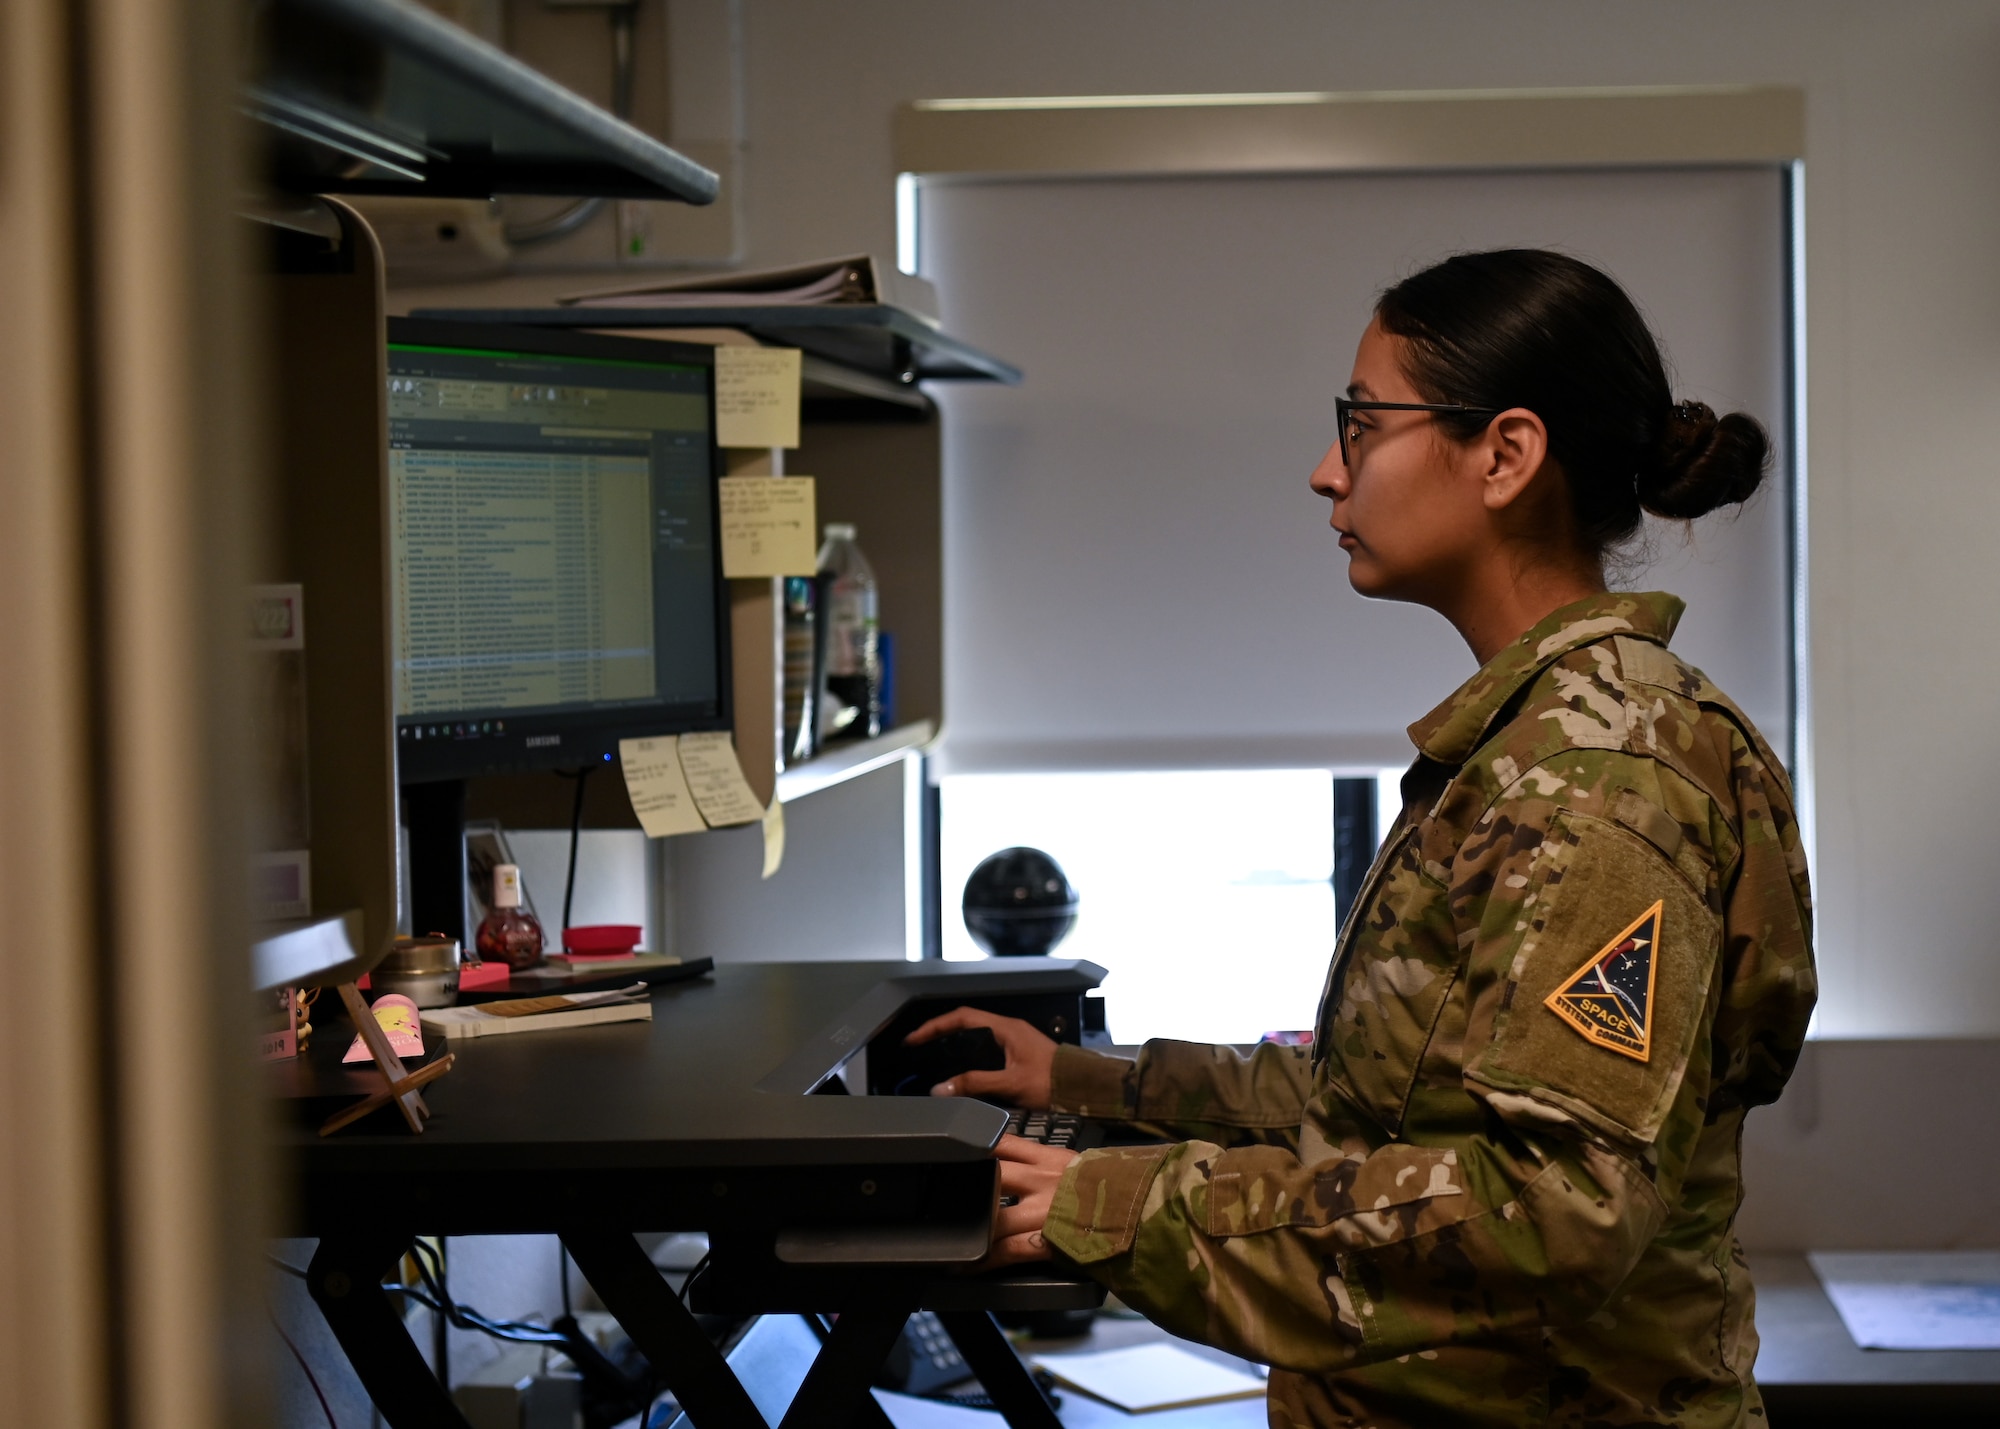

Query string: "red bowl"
[[561, 924, 643, 956]]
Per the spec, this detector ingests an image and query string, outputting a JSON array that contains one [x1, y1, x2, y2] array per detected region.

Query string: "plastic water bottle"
[[782, 574, 818, 762], [817, 523, 880, 742]]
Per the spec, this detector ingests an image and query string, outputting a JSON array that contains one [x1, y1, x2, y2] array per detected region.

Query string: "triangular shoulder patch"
[[1543, 901, 1662, 1062]]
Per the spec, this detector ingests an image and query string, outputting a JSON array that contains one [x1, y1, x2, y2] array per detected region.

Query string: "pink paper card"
[[459, 961, 511, 993], [258, 984, 299, 1062], [343, 993, 425, 1063]]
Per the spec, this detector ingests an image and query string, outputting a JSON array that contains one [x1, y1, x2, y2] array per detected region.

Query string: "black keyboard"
[[1002, 1109, 1101, 1150]]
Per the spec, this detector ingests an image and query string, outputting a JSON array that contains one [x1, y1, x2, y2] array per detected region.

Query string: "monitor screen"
[[385, 319, 729, 783]]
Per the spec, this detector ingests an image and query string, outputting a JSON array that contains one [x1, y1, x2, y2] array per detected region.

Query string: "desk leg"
[[778, 1311, 906, 1429], [935, 1311, 1062, 1429], [307, 1233, 473, 1429], [561, 1228, 768, 1429]]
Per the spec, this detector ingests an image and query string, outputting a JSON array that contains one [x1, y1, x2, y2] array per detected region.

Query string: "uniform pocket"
[[1465, 811, 1721, 1148], [1317, 824, 1460, 1135]]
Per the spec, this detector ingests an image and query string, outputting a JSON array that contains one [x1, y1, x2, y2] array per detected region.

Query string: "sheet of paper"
[[718, 476, 818, 578], [1810, 1251, 2000, 1350], [1033, 1343, 1266, 1413], [761, 797, 786, 879], [714, 345, 802, 449], [1037, 1382, 1270, 1429], [676, 730, 765, 827], [871, 1390, 1006, 1428], [619, 736, 707, 838]]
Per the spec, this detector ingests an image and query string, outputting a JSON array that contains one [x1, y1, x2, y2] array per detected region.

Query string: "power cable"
[[268, 1305, 339, 1429], [264, 1267, 336, 1429], [677, 1248, 711, 1307], [503, 2, 637, 246], [558, 764, 596, 938], [394, 1237, 570, 1347]]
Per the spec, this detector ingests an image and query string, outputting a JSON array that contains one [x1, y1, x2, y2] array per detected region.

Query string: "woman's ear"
[[1478, 408, 1551, 511]]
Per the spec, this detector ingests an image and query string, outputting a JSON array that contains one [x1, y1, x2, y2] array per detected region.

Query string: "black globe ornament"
[[962, 847, 1078, 957]]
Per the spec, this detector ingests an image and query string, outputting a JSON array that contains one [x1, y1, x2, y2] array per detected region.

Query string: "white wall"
[[506, 828, 661, 950], [1739, 1040, 2000, 1250], [671, 758, 914, 963], [405, 0, 2000, 1037]]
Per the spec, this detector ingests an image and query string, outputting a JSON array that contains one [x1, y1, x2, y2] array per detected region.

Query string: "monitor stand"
[[403, 778, 468, 948]]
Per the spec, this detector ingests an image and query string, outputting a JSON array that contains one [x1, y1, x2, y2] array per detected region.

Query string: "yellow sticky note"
[[677, 731, 766, 828], [718, 476, 818, 578], [761, 799, 785, 880], [618, 736, 707, 838], [714, 346, 802, 449]]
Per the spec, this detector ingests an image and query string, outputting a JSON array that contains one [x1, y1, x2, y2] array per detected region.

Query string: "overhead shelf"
[[777, 722, 936, 804], [250, 0, 719, 203], [411, 303, 1024, 387], [800, 355, 932, 414]]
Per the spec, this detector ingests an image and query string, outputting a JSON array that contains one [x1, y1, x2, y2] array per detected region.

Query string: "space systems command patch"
[[1544, 901, 1662, 1062]]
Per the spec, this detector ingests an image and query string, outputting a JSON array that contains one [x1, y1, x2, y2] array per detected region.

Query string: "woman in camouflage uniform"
[[910, 250, 1815, 1428]]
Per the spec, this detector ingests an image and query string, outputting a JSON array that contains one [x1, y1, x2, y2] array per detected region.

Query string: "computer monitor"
[[385, 318, 730, 941], [386, 318, 730, 781]]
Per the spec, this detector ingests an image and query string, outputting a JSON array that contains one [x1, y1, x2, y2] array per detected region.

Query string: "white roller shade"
[[923, 166, 1792, 774]]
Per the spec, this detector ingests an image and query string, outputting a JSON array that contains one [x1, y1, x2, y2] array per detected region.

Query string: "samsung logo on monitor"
[[523, 735, 562, 749]]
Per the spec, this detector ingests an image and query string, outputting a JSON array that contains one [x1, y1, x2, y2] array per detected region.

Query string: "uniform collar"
[[1407, 591, 1686, 765]]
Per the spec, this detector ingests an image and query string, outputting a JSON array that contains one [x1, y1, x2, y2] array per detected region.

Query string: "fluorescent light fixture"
[[913, 92, 1336, 112], [909, 84, 1773, 114]]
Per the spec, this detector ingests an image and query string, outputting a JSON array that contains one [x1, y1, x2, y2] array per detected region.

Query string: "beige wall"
[[406, 0, 2000, 1037]]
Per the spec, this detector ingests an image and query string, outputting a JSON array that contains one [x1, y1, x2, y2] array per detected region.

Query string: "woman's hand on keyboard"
[[984, 1135, 1080, 1266], [906, 1006, 1057, 1109]]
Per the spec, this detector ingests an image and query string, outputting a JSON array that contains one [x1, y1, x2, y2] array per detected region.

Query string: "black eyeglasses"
[[1335, 397, 1499, 468]]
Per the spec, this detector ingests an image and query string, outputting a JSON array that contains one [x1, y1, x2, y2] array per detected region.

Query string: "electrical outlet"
[[616, 199, 656, 261]]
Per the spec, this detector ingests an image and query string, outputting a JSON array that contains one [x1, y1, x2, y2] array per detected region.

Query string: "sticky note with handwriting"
[[714, 345, 801, 449], [718, 476, 818, 578], [761, 797, 786, 879], [619, 736, 707, 838], [676, 731, 766, 828]]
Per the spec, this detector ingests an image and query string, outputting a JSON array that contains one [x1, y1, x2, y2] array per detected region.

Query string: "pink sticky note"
[[343, 994, 426, 1063]]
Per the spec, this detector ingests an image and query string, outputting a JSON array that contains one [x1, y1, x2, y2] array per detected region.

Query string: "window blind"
[[921, 166, 1792, 775]]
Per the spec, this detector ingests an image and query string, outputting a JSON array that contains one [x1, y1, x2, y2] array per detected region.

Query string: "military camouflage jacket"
[[1043, 593, 1815, 1429]]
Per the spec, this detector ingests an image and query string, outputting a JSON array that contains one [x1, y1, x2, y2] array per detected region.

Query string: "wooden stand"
[[318, 983, 455, 1137]]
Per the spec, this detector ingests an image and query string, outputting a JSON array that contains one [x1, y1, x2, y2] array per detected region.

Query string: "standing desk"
[[285, 958, 1107, 1429]]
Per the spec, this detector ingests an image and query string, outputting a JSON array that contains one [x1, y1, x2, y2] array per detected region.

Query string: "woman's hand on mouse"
[[985, 1134, 1079, 1266], [904, 1006, 1058, 1109]]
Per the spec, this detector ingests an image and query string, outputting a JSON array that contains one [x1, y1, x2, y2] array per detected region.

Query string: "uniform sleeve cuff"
[[1048, 1045, 1139, 1119], [1043, 1144, 1172, 1264]]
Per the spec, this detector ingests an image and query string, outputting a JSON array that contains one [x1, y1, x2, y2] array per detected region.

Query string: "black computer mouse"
[[890, 1025, 1006, 1096]]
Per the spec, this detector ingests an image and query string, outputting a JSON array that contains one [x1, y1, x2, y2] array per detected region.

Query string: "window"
[[943, 769, 1397, 1043]]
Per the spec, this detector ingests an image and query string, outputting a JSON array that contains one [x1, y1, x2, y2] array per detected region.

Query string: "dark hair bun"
[[1378, 251, 1776, 556], [1639, 400, 1771, 520]]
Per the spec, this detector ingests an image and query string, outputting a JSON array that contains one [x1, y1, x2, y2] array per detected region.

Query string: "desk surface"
[[283, 959, 1102, 1235], [983, 1263, 2000, 1428], [1750, 1253, 2000, 1390]]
